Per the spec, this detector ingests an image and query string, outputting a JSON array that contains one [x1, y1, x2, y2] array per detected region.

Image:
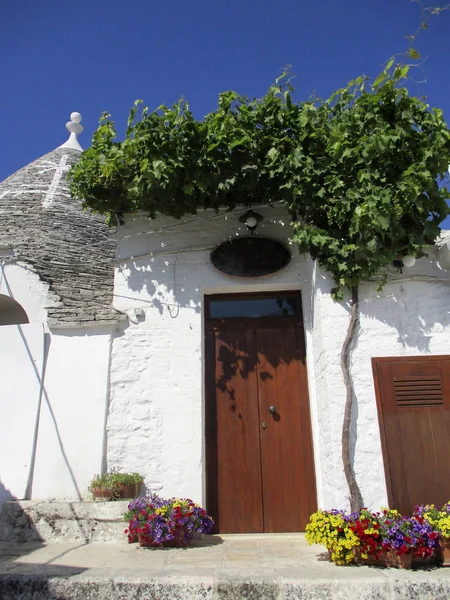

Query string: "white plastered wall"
[[0, 263, 113, 501], [305, 257, 450, 511], [110, 208, 450, 512]]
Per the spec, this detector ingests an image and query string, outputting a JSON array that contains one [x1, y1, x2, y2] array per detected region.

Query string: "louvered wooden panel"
[[372, 356, 450, 515], [394, 376, 444, 407]]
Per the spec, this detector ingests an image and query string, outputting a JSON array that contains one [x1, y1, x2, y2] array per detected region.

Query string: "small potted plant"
[[110, 471, 143, 499], [88, 470, 143, 501], [89, 473, 114, 501], [124, 494, 214, 547]]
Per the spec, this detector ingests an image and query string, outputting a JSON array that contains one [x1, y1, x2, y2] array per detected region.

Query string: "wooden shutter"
[[372, 356, 450, 515]]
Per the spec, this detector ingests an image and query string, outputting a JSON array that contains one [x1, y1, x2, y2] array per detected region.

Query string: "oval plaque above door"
[[210, 236, 291, 277]]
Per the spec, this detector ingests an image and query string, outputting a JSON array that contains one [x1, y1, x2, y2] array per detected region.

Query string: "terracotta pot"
[[138, 527, 189, 548], [116, 482, 141, 499], [412, 553, 435, 568], [353, 548, 412, 569], [386, 550, 413, 569], [353, 548, 387, 567], [435, 537, 450, 566], [138, 533, 159, 548], [91, 487, 112, 501]]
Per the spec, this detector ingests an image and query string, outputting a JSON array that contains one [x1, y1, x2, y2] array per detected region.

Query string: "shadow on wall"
[[0, 269, 83, 501], [17, 328, 83, 502], [115, 214, 297, 317], [116, 255, 203, 317], [0, 481, 15, 504], [361, 277, 450, 353], [0, 481, 44, 549]]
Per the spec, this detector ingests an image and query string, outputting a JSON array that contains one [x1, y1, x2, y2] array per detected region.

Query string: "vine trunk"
[[340, 285, 364, 513]]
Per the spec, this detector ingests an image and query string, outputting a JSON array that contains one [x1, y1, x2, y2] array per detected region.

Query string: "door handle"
[[269, 405, 277, 415]]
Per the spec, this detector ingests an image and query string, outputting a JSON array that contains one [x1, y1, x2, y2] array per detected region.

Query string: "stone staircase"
[[0, 500, 129, 543]]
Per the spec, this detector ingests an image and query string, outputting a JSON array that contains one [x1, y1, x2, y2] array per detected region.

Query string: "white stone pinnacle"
[[59, 112, 84, 151]]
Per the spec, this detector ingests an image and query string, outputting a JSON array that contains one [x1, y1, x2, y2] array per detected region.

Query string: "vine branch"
[[340, 286, 363, 513]]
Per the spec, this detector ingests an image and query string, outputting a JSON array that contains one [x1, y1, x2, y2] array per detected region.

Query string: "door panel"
[[256, 326, 317, 531], [213, 329, 264, 533], [373, 356, 450, 514], [205, 292, 317, 533]]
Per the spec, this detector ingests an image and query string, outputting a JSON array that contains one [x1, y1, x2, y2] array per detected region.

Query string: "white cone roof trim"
[[58, 112, 83, 151]]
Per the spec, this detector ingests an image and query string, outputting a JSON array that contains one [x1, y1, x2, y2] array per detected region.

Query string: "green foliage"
[[68, 67, 450, 300], [88, 470, 143, 492], [289, 65, 450, 298], [88, 472, 112, 491]]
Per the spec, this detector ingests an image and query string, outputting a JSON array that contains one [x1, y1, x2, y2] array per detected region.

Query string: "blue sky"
[[1, 0, 449, 225]]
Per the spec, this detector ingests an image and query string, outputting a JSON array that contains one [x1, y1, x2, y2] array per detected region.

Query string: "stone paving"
[[1, 534, 450, 599]]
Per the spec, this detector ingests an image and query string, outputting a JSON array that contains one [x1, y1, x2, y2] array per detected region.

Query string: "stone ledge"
[[1, 572, 450, 600], [0, 501, 130, 543]]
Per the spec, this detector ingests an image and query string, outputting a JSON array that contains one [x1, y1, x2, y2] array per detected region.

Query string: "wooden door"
[[205, 292, 317, 533], [373, 356, 450, 515]]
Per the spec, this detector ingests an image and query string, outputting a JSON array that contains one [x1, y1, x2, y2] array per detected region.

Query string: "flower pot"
[[435, 537, 450, 566], [353, 548, 387, 567], [138, 527, 189, 548], [91, 487, 112, 501], [386, 551, 413, 569], [138, 533, 159, 547], [116, 482, 141, 499]]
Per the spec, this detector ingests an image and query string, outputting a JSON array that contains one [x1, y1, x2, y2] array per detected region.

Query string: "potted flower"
[[305, 509, 359, 565], [89, 473, 114, 501], [109, 471, 143, 499], [416, 502, 450, 566], [306, 507, 439, 569], [88, 470, 143, 501], [346, 509, 385, 565], [379, 514, 438, 569], [124, 497, 150, 542], [124, 494, 214, 547]]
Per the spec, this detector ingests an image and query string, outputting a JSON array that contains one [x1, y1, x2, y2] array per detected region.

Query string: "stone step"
[[1, 538, 450, 599], [0, 501, 130, 543]]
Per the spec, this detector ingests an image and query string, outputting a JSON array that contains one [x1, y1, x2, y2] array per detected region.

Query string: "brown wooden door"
[[373, 356, 450, 515], [205, 292, 317, 533]]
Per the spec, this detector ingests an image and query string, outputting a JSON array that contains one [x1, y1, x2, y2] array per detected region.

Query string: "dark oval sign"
[[210, 236, 291, 277]]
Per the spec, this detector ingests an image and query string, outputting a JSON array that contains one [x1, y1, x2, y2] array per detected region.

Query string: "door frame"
[[372, 355, 450, 510], [204, 290, 314, 531]]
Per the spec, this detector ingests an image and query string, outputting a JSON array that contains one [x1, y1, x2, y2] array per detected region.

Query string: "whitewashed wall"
[[0, 323, 44, 502], [1, 263, 58, 324], [0, 264, 112, 501], [299, 253, 450, 511], [111, 207, 450, 514], [109, 207, 315, 503], [30, 329, 112, 500]]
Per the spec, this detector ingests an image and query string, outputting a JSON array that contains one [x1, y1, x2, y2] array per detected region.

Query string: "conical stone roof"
[[0, 118, 122, 328]]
